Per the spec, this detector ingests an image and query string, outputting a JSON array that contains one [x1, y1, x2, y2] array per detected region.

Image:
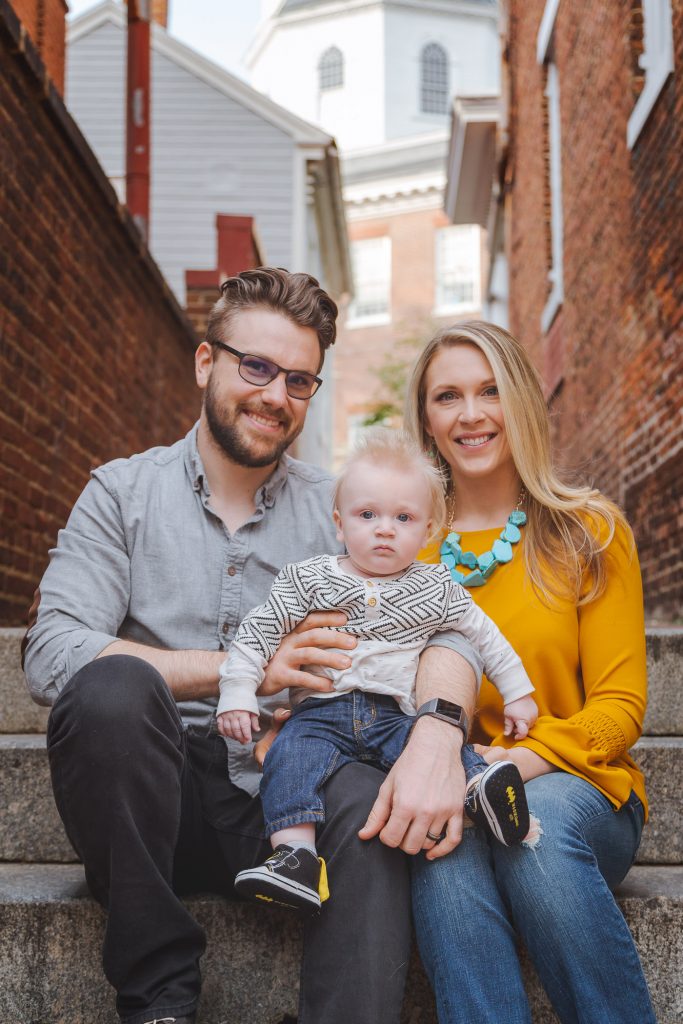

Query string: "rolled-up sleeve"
[[24, 473, 130, 705], [424, 629, 484, 687]]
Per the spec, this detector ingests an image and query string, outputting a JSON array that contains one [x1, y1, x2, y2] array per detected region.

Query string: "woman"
[[405, 321, 655, 1023]]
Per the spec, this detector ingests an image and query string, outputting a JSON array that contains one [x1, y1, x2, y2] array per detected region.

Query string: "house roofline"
[[68, 0, 335, 147]]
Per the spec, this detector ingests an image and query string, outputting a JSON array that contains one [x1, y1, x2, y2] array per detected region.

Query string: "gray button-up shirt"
[[24, 424, 342, 793], [24, 423, 481, 796]]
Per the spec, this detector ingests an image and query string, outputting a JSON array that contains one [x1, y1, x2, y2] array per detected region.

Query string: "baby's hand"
[[503, 694, 538, 740], [217, 709, 260, 744]]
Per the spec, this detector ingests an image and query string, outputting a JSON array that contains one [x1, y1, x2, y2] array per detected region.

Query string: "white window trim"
[[627, 0, 675, 149], [537, 0, 560, 63], [345, 312, 392, 330], [433, 225, 481, 316], [346, 236, 392, 328], [541, 61, 564, 334]]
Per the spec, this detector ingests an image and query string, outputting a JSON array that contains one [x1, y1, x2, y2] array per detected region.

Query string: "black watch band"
[[412, 698, 469, 738]]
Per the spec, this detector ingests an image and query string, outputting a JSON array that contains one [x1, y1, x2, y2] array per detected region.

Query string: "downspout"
[[126, 0, 151, 242]]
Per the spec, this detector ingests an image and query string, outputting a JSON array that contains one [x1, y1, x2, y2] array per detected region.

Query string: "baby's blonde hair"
[[334, 428, 447, 543]]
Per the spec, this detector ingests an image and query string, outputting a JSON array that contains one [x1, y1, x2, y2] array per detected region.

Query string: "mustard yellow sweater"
[[421, 523, 648, 815]]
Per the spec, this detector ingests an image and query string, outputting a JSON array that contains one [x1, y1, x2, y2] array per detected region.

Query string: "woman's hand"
[[257, 611, 356, 696], [473, 743, 558, 782]]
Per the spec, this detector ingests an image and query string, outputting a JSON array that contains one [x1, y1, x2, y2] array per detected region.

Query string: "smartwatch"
[[412, 698, 469, 739]]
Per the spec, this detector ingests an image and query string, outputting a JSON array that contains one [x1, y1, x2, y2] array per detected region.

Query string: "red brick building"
[[448, 0, 682, 622], [0, 0, 200, 624]]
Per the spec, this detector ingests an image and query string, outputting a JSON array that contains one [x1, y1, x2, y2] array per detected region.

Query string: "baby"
[[217, 430, 537, 915]]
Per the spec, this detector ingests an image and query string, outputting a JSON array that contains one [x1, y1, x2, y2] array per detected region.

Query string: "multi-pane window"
[[347, 237, 391, 324], [319, 46, 344, 91], [434, 226, 480, 311], [420, 42, 449, 115]]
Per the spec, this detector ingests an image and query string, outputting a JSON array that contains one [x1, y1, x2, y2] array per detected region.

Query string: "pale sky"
[[66, 0, 264, 80]]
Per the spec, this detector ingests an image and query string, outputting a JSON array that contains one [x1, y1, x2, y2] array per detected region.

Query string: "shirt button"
[[367, 597, 377, 607], [227, 566, 237, 577], [222, 622, 229, 634]]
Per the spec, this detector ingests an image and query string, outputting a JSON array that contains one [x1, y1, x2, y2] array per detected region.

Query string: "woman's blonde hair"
[[404, 321, 630, 604], [334, 428, 447, 544]]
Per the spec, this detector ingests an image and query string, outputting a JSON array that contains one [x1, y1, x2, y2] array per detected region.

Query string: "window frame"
[[627, 0, 675, 148], [318, 46, 344, 92], [433, 224, 482, 316], [537, 1, 564, 334], [346, 236, 392, 329], [420, 42, 450, 116]]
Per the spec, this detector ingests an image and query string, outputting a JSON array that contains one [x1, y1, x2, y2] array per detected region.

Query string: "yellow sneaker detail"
[[318, 857, 330, 903]]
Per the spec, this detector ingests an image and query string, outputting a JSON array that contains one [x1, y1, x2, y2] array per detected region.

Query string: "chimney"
[[125, 1, 168, 29], [185, 215, 264, 341], [151, 0, 168, 28], [126, 0, 151, 241], [11, 0, 68, 94]]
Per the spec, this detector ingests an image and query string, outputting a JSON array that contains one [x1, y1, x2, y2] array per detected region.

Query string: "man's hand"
[[358, 717, 467, 860], [217, 709, 260, 744], [258, 611, 356, 696]]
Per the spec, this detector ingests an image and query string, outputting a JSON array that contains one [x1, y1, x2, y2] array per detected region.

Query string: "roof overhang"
[[444, 94, 499, 226], [309, 143, 353, 299], [68, 0, 334, 147]]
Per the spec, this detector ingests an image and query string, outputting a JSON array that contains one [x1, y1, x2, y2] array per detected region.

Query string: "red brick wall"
[[0, 2, 201, 625], [505, 0, 683, 621], [10, 0, 66, 93]]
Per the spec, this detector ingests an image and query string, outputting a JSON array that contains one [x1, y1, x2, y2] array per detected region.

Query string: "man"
[[24, 268, 478, 1024]]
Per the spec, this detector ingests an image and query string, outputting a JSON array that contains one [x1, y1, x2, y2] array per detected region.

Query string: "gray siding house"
[[66, 1, 350, 465]]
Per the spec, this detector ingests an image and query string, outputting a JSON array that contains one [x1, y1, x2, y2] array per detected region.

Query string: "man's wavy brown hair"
[[206, 267, 338, 370]]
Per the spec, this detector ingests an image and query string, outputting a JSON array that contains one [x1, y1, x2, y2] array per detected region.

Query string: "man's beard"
[[204, 372, 301, 468]]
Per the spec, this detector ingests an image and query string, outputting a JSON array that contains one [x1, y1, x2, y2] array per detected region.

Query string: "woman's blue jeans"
[[411, 772, 656, 1024]]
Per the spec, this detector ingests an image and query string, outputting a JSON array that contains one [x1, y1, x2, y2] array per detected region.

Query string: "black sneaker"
[[235, 845, 324, 916], [465, 761, 530, 846]]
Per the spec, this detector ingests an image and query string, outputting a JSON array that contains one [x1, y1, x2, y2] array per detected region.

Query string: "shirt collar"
[[183, 421, 291, 507]]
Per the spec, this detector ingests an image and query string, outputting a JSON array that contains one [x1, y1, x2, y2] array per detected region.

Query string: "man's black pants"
[[47, 655, 412, 1024]]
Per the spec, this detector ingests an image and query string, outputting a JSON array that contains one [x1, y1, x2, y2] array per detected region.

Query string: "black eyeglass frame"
[[210, 340, 323, 400]]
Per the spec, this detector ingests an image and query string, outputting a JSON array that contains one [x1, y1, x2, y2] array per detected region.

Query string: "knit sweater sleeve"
[[520, 524, 647, 798], [216, 561, 317, 716]]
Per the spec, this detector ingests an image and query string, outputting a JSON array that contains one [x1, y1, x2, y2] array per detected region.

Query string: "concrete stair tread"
[[2, 733, 681, 864], [1, 859, 679, 903], [3, 627, 683, 734], [0, 864, 681, 1023]]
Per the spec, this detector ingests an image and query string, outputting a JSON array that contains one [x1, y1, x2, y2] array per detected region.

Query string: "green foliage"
[[360, 329, 427, 427]]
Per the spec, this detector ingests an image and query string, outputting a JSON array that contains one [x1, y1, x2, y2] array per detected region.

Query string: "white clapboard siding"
[[65, 20, 126, 181], [66, 19, 295, 302], [150, 49, 294, 300]]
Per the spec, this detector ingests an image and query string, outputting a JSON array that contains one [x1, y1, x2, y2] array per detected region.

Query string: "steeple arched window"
[[420, 42, 449, 114], [319, 46, 344, 91]]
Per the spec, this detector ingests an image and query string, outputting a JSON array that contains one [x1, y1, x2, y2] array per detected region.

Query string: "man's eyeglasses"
[[210, 341, 323, 400]]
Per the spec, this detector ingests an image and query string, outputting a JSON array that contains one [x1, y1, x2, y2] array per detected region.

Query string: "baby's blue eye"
[[396, 513, 411, 523], [360, 510, 375, 520]]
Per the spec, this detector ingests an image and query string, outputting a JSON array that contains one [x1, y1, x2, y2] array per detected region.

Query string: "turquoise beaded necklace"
[[440, 489, 527, 588]]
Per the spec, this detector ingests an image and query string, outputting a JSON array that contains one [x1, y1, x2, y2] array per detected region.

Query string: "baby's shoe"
[[235, 845, 328, 916], [465, 761, 530, 846]]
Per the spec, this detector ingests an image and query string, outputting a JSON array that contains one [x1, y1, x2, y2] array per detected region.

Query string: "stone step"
[[1, 734, 681, 865], [0, 628, 50, 733], [2, 627, 683, 735], [0, 863, 680, 1024]]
